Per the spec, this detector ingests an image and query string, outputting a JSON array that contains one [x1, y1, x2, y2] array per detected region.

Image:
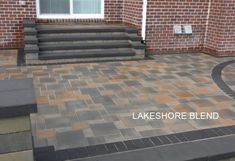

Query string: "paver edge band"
[[34, 125, 235, 161], [212, 60, 235, 99]]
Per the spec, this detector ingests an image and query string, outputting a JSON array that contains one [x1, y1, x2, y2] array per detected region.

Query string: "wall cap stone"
[[0, 79, 37, 118]]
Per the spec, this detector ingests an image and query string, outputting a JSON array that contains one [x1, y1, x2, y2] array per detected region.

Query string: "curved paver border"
[[212, 60, 235, 99]]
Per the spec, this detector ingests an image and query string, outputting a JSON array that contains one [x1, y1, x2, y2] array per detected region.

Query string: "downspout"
[[204, 0, 212, 48], [141, 0, 147, 43]]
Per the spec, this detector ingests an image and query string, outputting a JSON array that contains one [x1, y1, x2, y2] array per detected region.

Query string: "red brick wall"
[[105, 0, 123, 22], [0, 0, 36, 48], [204, 0, 235, 56], [0, 0, 123, 49], [123, 0, 143, 31], [146, 0, 209, 54]]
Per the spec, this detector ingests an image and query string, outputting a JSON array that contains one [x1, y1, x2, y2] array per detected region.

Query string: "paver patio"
[[0, 50, 234, 150], [223, 63, 235, 92]]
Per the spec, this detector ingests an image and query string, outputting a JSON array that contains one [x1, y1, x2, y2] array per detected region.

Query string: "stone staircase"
[[23, 21, 146, 65]]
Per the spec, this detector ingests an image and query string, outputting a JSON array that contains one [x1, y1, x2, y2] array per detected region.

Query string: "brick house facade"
[[0, 0, 234, 56]]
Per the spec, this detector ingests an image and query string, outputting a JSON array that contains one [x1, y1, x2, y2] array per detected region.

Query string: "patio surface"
[[223, 62, 235, 92], [0, 50, 234, 150]]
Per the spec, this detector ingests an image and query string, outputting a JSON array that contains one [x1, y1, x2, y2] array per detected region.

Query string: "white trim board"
[[36, 0, 104, 19]]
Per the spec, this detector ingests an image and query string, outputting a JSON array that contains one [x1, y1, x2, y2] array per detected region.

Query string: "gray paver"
[[91, 122, 120, 136], [0, 132, 32, 154], [56, 130, 88, 150], [76, 110, 102, 121]]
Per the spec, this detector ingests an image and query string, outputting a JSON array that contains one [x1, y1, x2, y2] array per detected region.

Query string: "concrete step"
[[39, 41, 132, 51], [24, 28, 37, 36], [38, 34, 141, 42], [24, 36, 38, 44], [24, 23, 145, 63], [39, 49, 136, 60], [131, 42, 146, 49], [37, 25, 137, 34], [23, 20, 36, 28], [27, 54, 145, 65], [38, 32, 126, 37], [39, 40, 129, 46], [24, 45, 39, 53]]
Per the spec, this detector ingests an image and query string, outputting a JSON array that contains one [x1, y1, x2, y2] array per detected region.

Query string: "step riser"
[[40, 48, 133, 54], [40, 53, 135, 60], [39, 40, 129, 46], [38, 29, 137, 34], [134, 48, 145, 55], [24, 32, 37, 36], [38, 37, 141, 43], [27, 55, 145, 65], [25, 40, 38, 44], [25, 49, 39, 54], [40, 44, 132, 51], [24, 24, 36, 28], [38, 32, 126, 37], [23, 20, 36, 28]]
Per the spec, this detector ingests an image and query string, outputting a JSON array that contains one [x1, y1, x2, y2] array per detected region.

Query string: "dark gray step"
[[39, 42, 132, 51], [39, 49, 136, 60], [38, 32, 126, 37], [23, 20, 36, 27], [24, 36, 38, 44], [131, 43, 146, 49], [24, 45, 39, 53], [38, 34, 141, 42], [37, 26, 137, 34], [39, 40, 129, 46], [24, 28, 37, 36], [71, 135, 235, 161]]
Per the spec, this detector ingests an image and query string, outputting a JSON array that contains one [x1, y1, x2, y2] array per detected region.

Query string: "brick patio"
[[0, 50, 234, 150]]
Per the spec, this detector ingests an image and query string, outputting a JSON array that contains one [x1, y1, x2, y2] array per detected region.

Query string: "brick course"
[[123, 0, 143, 31], [105, 0, 123, 22], [204, 0, 235, 56], [0, 0, 36, 48], [145, 0, 209, 54]]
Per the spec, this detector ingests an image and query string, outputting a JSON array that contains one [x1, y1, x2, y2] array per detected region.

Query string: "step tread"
[[23, 20, 36, 27], [24, 28, 37, 33], [40, 48, 134, 54], [38, 34, 141, 42], [24, 45, 39, 53], [28, 54, 145, 65], [39, 40, 129, 45], [24, 28, 37, 36], [25, 44, 38, 49], [37, 26, 137, 34], [37, 25, 126, 30], [25, 36, 38, 42], [39, 49, 136, 60], [39, 41, 132, 51]]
